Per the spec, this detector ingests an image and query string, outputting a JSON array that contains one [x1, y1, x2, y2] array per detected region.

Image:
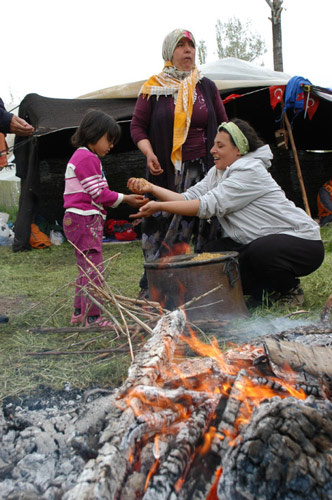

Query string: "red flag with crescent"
[[269, 85, 286, 110], [305, 93, 320, 119]]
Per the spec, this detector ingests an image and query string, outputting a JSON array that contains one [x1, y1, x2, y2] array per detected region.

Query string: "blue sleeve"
[[0, 98, 13, 134]]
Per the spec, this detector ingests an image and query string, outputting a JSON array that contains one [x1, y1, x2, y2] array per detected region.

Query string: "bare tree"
[[197, 40, 207, 65], [215, 17, 267, 62], [265, 0, 284, 71]]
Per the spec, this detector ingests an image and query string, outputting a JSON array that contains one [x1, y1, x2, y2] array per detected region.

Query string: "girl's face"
[[210, 131, 242, 171], [88, 133, 114, 157], [171, 37, 195, 71]]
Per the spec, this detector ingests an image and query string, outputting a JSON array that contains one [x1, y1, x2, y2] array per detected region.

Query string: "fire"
[[144, 457, 159, 491], [206, 466, 223, 500], [161, 241, 191, 258], [181, 328, 255, 377], [199, 426, 224, 455], [122, 316, 310, 497]]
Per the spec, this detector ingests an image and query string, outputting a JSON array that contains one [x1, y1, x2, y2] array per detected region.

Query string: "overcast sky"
[[2, 0, 331, 111]]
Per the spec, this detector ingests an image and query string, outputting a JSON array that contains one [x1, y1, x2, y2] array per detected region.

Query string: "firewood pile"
[[2, 308, 332, 499]]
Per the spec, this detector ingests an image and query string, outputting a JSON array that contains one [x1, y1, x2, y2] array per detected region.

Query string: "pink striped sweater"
[[63, 147, 123, 218]]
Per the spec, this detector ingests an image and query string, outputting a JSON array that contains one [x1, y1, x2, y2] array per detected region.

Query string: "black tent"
[[13, 94, 144, 251], [12, 61, 332, 252]]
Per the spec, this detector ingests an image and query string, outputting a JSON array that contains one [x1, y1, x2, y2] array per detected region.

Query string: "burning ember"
[[2, 304, 332, 498], [60, 310, 332, 500]]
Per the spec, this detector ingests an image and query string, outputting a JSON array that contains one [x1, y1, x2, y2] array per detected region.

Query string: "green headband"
[[218, 122, 249, 156]]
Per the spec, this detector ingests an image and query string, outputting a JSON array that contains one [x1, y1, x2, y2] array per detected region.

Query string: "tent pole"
[[283, 112, 312, 217]]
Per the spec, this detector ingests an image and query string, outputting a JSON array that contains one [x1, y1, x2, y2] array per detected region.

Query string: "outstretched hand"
[[129, 200, 160, 219], [127, 177, 153, 194], [124, 194, 149, 208]]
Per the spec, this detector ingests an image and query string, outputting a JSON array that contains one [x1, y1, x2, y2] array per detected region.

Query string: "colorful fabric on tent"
[[0, 133, 8, 169], [283, 76, 319, 120]]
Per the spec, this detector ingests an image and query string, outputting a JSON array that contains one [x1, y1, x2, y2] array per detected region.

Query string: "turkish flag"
[[305, 93, 320, 119], [269, 85, 286, 110], [222, 93, 242, 104]]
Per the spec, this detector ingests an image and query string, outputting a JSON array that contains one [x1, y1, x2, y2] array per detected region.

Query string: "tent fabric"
[[18, 93, 136, 137], [78, 57, 291, 99], [11, 58, 332, 252]]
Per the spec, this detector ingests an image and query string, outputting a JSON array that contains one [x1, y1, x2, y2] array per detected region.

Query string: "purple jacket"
[[130, 77, 228, 191], [63, 148, 123, 218]]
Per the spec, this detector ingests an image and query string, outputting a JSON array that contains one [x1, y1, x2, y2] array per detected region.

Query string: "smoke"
[[221, 314, 314, 344]]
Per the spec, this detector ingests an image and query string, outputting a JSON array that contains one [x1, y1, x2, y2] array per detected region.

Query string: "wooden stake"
[[284, 112, 311, 217]]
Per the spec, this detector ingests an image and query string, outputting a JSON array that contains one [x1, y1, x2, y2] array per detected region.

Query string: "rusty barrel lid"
[[144, 251, 240, 270]]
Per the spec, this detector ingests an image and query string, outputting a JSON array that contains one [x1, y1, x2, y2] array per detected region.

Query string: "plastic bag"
[[50, 230, 65, 246], [0, 222, 14, 246]]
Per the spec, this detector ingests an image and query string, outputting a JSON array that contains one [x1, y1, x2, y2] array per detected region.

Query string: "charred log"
[[217, 396, 332, 500]]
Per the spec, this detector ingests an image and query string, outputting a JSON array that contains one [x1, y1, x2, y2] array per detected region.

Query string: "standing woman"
[[130, 28, 228, 297]]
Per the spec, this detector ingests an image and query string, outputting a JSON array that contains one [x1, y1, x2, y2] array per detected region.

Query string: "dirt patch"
[[0, 295, 36, 316]]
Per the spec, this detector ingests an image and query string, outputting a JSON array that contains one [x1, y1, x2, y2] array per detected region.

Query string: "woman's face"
[[171, 37, 195, 71], [210, 131, 242, 170], [88, 133, 114, 157]]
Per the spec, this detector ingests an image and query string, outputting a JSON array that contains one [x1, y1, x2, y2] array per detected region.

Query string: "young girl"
[[63, 110, 146, 327]]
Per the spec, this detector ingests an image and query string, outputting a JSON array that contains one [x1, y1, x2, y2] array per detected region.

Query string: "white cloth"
[[182, 145, 321, 244]]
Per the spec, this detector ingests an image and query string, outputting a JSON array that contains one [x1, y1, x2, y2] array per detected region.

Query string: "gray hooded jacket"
[[182, 145, 321, 244]]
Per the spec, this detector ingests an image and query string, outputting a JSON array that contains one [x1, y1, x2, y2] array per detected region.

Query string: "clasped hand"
[[127, 177, 158, 219]]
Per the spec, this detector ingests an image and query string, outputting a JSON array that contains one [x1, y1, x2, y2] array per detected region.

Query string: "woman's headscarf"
[[139, 29, 201, 172]]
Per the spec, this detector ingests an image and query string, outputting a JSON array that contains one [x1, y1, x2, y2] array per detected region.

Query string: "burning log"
[[64, 309, 187, 500], [3, 308, 332, 499]]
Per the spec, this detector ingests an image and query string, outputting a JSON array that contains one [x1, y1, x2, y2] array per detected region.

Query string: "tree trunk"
[[266, 0, 284, 71]]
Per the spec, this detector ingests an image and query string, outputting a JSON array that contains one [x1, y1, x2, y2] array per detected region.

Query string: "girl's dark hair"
[[229, 118, 265, 152], [71, 110, 121, 148]]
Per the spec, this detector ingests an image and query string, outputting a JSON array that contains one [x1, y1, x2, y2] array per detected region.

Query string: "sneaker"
[[269, 284, 305, 309], [85, 316, 114, 328]]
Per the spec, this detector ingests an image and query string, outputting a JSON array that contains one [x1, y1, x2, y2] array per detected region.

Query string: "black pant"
[[203, 234, 325, 299]]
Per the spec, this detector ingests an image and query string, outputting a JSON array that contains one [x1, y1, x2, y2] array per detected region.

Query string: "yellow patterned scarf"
[[140, 61, 201, 171]]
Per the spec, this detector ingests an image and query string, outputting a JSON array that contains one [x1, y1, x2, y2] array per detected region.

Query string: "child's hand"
[[129, 201, 160, 219], [124, 194, 148, 208], [127, 177, 153, 194]]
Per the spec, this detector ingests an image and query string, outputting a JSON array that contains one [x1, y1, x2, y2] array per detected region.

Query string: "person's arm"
[[130, 95, 163, 175], [214, 85, 228, 124], [9, 115, 34, 136], [130, 198, 200, 219], [122, 193, 147, 208], [0, 98, 13, 134], [127, 177, 183, 201], [0, 98, 34, 136], [136, 138, 163, 175]]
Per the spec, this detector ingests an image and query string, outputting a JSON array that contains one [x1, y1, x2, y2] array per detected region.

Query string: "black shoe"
[[0, 315, 9, 323], [268, 284, 305, 309]]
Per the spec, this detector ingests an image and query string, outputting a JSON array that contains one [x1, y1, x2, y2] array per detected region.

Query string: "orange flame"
[[144, 458, 159, 491], [206, 466, 223, 500]]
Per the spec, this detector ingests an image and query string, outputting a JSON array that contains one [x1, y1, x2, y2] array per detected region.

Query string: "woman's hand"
[[129, 200, 160, 219], [136, 139, 163, 175], [123, 194, 148, 208], [146, 151, 163, 175], [127, 177, 153, 194]]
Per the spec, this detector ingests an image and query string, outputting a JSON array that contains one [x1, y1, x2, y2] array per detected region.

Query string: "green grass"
[[0, 241, 145, 402], [0, 230, 332, 404]]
